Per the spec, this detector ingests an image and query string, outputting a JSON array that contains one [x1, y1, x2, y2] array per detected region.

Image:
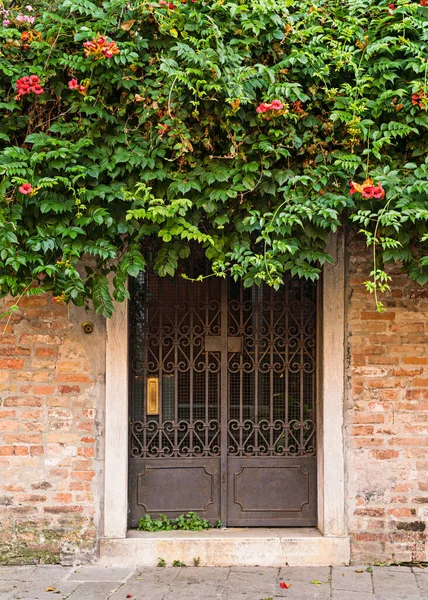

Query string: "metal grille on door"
[[129, 267, 317, 527]]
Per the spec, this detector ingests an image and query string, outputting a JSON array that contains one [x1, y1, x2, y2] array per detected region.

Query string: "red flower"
[[349, 181, 358, 195], [83, 34, 119, 59], [16, 75, 44, 97], [83, 41, 96, 51], [256, 102, 273, 113], [361, 185, 375, 199], [279, 581, 291, 589], [271, 99, 284, 110], [101, 41, 120, 57], [290, 100, 304, 114], [18, 183, 33, 195], [412, 91, 427, 108], [372, 183, 385, 199], [421, 0, 428, 6], [68, 79, 86, 94], [388, 3, 395, 9], [256, 100, 284, 114], [349, 178, 385, 200]]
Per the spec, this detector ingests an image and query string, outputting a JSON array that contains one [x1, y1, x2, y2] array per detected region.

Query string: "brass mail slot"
[[147, 377, 159, 415], [205, 336, 243, 353]]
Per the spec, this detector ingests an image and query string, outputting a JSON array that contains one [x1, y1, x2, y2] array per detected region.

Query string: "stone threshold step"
[[100, 529, 350, 567]]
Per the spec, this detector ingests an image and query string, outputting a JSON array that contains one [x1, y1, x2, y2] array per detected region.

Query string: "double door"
[[128, 268, 317, 527]]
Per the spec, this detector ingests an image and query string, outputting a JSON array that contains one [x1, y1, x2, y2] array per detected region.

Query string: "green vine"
[[0, 0, 427, 317]]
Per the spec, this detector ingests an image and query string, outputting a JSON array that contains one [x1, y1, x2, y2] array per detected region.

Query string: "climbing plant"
[[0, 0, 427, 316]]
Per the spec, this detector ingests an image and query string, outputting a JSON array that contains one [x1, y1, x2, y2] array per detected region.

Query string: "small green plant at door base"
[[138, 512, 218, 532], [157, 558, 166, 568], [193, 557, 200, 567], [172, 560, 185, 567]]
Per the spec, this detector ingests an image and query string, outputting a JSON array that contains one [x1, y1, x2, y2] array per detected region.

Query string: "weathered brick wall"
[[1, 241, 427, 566], [0, 295, 105, 564], [346, 238, 428, 564]]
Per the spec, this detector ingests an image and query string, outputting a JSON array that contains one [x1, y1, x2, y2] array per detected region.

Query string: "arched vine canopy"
[[0, 0, 427, 317]]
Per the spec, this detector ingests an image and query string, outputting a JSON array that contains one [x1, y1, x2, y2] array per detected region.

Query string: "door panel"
[[129, 458, 220, 528], [129, 266, 318, 528], [227, 457, 317, 526]]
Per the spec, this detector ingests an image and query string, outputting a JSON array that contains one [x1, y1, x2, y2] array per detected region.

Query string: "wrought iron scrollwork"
[[129, 269, 317, 461], [227, 419, 316, 457], [131, 419, 220, 457]]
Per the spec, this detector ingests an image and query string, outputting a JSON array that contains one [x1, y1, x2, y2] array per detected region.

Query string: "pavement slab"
[[66, 582, 122, 599], [9, 581, 80, 600], [372, 566, 420, 600], [28, 566, 73, 584], [0, 581, 25, 600], [67, 566, 133, 582], [332, 592, 373, 600], [414, 570, 428, 596], [128, 567, 182, 585], [164, 585, 225, 600], [109, 581, 170, 600], [174, 567, 230, 582], [278, 566, 330, 585], [275, 582, 331, 599], [226, 567, 278, 594], [0, 569, 36, 582], [0, 564, 424, 600], [331, 565, 373, 593]]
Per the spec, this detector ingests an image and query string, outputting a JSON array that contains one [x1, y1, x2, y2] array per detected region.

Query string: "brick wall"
[[346, 238, 428, 564], [1, 240, 428, 566], [0, 295, 105, 564]]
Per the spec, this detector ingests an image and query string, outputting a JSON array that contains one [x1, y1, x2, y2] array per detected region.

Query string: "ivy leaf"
[[92, 275, 114, 318]]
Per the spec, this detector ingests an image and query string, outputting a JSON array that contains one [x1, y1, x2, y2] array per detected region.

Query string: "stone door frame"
[[103, 233, 347, 545]]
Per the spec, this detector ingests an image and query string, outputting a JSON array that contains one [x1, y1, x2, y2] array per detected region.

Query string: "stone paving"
[[0, 564, 428, 600]]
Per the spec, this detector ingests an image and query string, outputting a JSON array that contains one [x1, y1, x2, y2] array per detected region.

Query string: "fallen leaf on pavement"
[[126, 595, 133, 598], [311, 580, 323, 586], [46, 587, 55, 592], [279, 581, 291, 589], [355, 570, 364, 573]]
